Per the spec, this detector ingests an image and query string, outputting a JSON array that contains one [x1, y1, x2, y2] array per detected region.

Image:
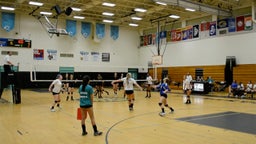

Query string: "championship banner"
[[147, 34, 152, 45], [152, 33, 156, 45], [171, 30, 176, 42], [209, 22, 216, 36], [217, 19, 228, 36], [175, 29, 182, 41], [160, 31, 167, 45], [182, 28, 188, 40], [228, 18, 236, 32], [33, 49, 44, 60], [1, 12, 15, 32], [187, 26, 193, 39], [200, 22, 210, 38], [236, 16, 245, 32], [66, 20, 77, 37], [96, 23, 105, 39], [244, 16, 253, 30], [143, 35, 148, 46], [110, 25, 119, 40], [193, 25, 199, 38], [81, 22, 91, 38]]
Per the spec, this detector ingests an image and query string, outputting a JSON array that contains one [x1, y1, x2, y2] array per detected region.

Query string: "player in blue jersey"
[[156, 78, 174, 116], [79, 75, 102, 136]]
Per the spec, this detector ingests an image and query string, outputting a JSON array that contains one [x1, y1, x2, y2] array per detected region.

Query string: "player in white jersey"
[[49, 74, 63, 112], [145, 73, 153, 98], [112, 73, 142, 111]]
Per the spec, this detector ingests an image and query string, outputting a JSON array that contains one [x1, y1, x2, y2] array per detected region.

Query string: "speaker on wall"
[[65, 7, 73, 16], [53, 5, 62, 15]]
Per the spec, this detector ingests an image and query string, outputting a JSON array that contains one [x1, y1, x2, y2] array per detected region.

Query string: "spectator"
[[228, 80, 238, 97], [237, 82, 245, 98], [245, 81, 253, 98]]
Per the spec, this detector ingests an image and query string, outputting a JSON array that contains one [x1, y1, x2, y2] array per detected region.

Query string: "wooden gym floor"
[[0, 88, 256, 144]]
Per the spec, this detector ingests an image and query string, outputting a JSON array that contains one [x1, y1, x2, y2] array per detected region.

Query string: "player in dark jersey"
[[156, 78, 174, 116]]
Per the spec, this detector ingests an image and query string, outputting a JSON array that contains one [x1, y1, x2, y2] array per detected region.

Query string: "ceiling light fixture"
[[102, 2, 116, 7], [129, 23, 139, 27], [1, 6, 15, 11], [29, 1, 43, 6], [73, 16, 85, 19], [102, 12, 114, 16], [103, 19, 113, 23], [169, 15, 180, 19], [134, 8, 147, 12], [155, 1, 167, 6], [71, 7, 81, 11], [185, 8, 196, 12], [131, 17, 142, 20], [40, 11, 52, 15]]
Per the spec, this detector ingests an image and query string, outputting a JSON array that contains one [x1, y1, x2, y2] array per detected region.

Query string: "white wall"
[[0, 14, 144, 72], [139, 31, 256, 67]]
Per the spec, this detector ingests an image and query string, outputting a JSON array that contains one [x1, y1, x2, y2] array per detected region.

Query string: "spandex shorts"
[[125, 90, 134, 95], [160, 93, 167, 98]]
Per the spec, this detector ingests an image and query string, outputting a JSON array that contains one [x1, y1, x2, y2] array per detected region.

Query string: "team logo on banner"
[[81, 22, 91, 38], [1, 12, 15, 32], [228, 18, 236, 32], [143, 35, 148, 46], [244, 16, 253, 30], [147, 34, 152, 45], [209, 22, 216, 36], [182, 28, 188, 40], [96, 23, 105, 39], [236, 16, 245, 32], [110, 25, 119, 40], [66, 20, 77, 37], [160, 31, 167, 45], [193, 25, 199, 38], [176, 29, 182, 41], [171, 30, 176, 42]]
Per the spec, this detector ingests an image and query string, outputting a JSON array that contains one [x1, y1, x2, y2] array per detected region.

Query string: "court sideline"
[[0, 88, 255, 144]]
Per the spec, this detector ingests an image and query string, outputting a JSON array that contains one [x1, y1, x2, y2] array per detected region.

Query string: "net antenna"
[[29, 6, 68, 38]]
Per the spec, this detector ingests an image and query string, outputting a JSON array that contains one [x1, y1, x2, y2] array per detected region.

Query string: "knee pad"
[[58, 100, 61, 102], [164, 104, 168, 107], [55, 101, 58, 103], [158, 103, 162, 106], [128, 100, 131, 102], [68, 92, 70, 94], [71, 92, 73, 95]]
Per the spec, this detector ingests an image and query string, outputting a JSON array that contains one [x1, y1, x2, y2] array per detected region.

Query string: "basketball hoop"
[[152, 55, 162, 65]]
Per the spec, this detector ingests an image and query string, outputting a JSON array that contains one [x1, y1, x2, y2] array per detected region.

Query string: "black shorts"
[[80, 105, 92, 108], [52, 92, 60, 95], [160, 93, 167, 98], [125, 90, 134, 95]]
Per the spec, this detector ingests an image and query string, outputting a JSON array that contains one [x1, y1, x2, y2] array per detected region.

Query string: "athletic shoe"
[[170, 107, 174, 112], [94, 131, 103, 136], [159, 112, 166, 116], [82, 131, 88, 136], [50, 109, 55, 112], [129, 107, 133, 111]]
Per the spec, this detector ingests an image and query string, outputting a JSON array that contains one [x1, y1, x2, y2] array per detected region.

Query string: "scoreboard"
[[0, 38, 31, 48]]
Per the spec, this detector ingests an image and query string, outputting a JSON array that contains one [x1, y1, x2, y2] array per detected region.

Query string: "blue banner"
[[81, 22, 91, 38], [228, 18, 236, 32], [96, 23, 105, 39], [1, 12, 15, 32], [110, 25, 119, 40], [66, 20, 77, 37]]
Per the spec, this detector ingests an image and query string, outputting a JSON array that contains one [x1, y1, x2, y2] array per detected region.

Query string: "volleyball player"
[[64, 73, 69, 100], [184, 78, 192, 104], [156, 78, 174, 116], [145, 73, 153, 98], [67, 74, 75, 101], [79, 75, 102, 136], [112, 73, 143, 111], [48, 74, 63, 112]]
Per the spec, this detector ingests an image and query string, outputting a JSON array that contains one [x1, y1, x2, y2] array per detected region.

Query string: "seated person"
[[251, 81, 256, 99], [229, 80, 238, 97], [207, 76, 214, 91], [245, 81, 253, 97], [237, 82, 245, 98]]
